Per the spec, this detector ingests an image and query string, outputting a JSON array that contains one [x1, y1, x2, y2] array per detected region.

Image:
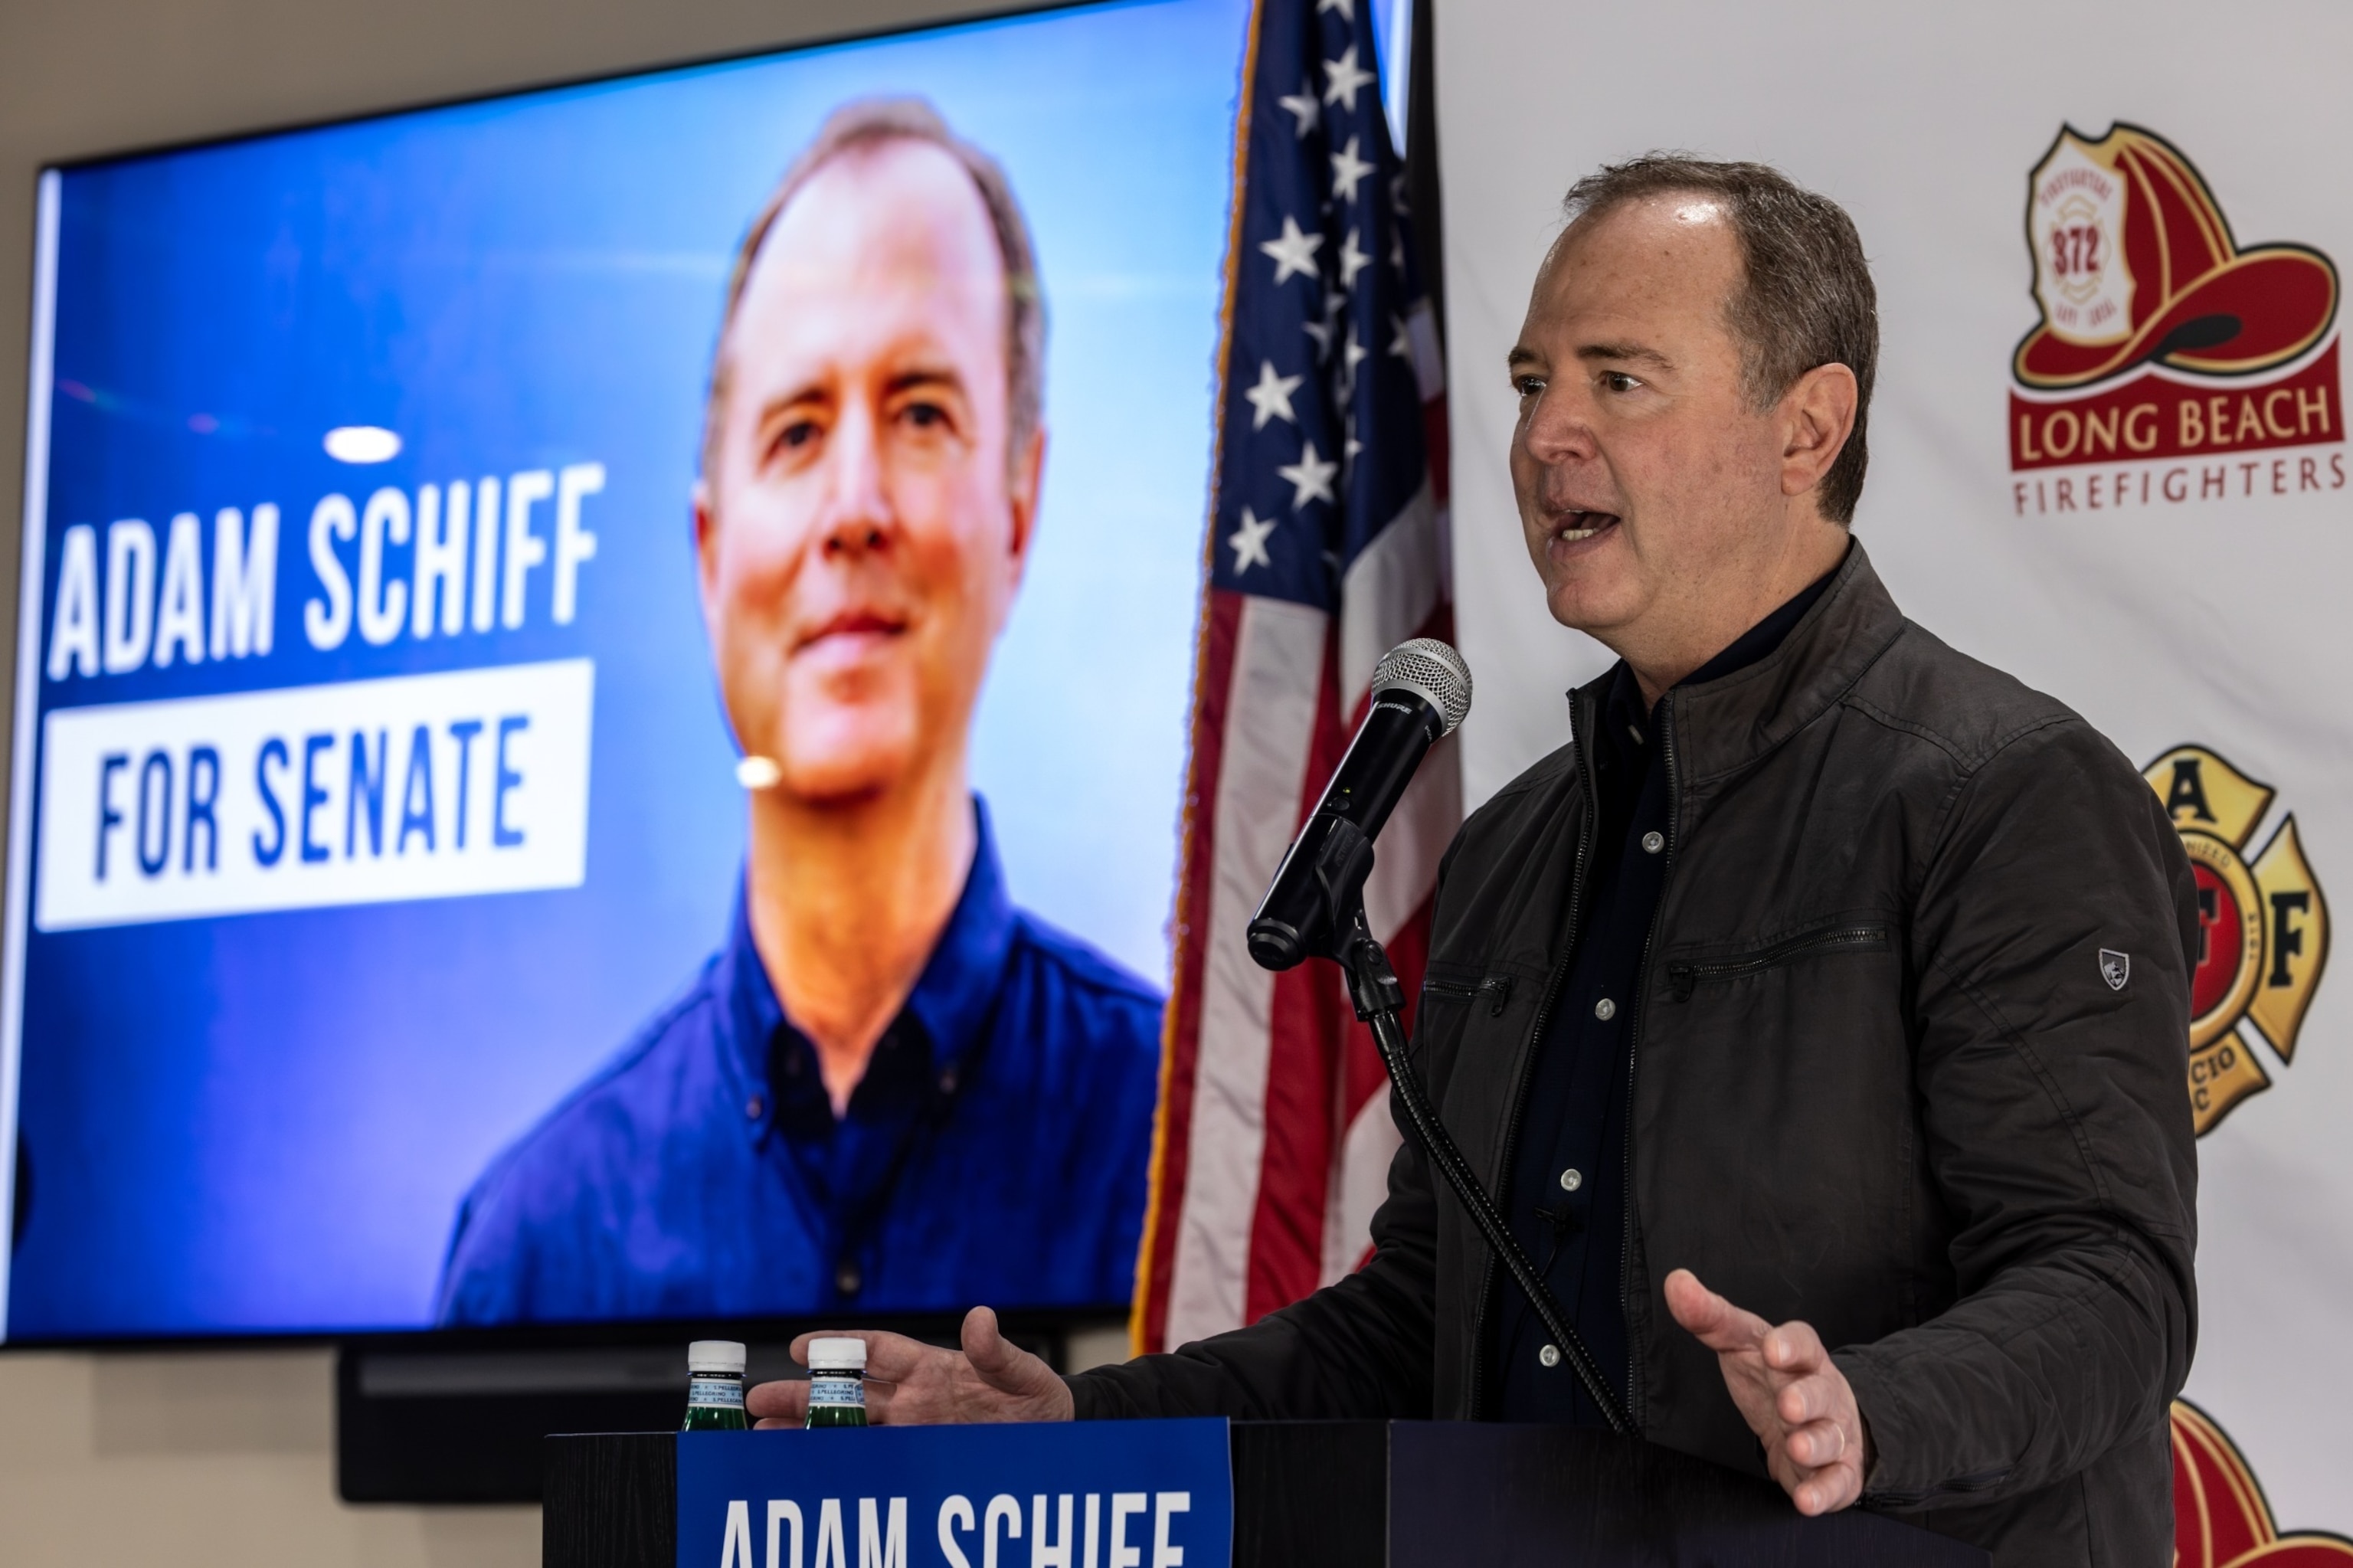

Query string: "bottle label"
[[687, 1375, 745, 1409], [808, 1373, 865, 1409]]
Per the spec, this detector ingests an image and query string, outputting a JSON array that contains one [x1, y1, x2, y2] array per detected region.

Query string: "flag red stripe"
[[1134, 586, 1244, 1354]]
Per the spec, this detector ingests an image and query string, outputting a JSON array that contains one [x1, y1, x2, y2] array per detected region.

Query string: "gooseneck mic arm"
[[1248, 640, 1634, 1437]]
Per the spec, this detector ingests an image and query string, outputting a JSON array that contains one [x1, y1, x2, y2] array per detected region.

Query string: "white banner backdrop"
[[1437, 0, 2352, 1538]]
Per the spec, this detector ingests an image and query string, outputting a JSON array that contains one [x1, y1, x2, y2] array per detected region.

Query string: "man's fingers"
[[961, 1305, 1052, 1396], [800, 1329, 932, 1384], [746, 1377, 809, 1422], [1662, 1267, 1771, 1354], [1783, 1416, 1845, 1468], [1762, 1319, 1828, 1375], [1774, 1370, 1838, 1428], [1791, 1460, 1863, 1517]]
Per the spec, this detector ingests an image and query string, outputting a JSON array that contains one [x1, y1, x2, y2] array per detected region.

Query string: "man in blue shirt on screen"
[[434, 100, 1164, 1326]]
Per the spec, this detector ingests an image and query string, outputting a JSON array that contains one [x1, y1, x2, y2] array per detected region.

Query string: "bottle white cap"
[[807, 1337, 867, 1370], [688, 1340, 747, 1373]]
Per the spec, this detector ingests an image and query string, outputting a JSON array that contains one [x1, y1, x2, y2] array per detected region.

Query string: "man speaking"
[[749, 156, 2199, 1566], [436, 101, 1163, 1324]]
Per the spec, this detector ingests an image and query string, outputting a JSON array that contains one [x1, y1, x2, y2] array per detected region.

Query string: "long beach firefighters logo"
[[2008, 125, 2345, 516], [2144, 746, 2328, 1136]]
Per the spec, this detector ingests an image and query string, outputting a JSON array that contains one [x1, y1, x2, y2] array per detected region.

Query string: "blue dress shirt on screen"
[[434, 803, 1163, 1325]]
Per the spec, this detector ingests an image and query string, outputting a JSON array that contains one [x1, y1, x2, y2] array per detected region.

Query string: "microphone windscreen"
[[1370, 639, 1472, 735]]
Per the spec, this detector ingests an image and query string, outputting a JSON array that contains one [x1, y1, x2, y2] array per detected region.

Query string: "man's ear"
[[1779, 362, 1859, 501], [692, 479, 722, 629], [1004, 425, 1046, 587]]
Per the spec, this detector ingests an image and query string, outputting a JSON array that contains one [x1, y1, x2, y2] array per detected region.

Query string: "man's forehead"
[[734, 139, 1006, 341], [1516, 195, 1741, 351]]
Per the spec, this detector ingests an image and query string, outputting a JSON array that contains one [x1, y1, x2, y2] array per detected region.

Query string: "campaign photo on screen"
[[435, 99, 1164, 1326], [1, 0, 1252, 1341]]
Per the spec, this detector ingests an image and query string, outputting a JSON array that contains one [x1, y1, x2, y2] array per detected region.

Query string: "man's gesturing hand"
[[1664, 1268, 1872, 1515], [745, 1305, 1076, 1428]]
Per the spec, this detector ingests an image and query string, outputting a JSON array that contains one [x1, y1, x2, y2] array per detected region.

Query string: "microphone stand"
[[1314, 820, 1635, 1436]]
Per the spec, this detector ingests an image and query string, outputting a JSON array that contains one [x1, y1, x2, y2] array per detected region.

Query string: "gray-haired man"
[[750, 155, 2198, 1568]]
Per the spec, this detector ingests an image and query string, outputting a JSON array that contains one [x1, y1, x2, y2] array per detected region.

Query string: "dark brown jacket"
[[1073, 544, 2198, 1566]]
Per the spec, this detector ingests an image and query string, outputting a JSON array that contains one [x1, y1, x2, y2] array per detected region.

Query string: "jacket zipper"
[[1615, 690, 1680, 1433], [1422, 974, 1516, 1016], [1468, 689, 1597, 1419], [1664, 924, 1892, 1002]]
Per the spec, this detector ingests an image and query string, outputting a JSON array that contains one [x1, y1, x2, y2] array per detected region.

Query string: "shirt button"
[[835, 1262, 862, 1298], [1539, 1344, 1562, 1369], [1641, 830, 1664, 854], [745, 1095, 764, 1121], [1594, 997, 1617, 1021], [1558, 1167, 1583, 1193]]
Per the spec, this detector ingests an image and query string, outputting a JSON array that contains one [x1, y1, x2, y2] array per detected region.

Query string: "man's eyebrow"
[[1576, 341, 1672, 370], [754, 380, 830, 420], [884, 365, 967, 398], [1506, 345, 1543, 372]]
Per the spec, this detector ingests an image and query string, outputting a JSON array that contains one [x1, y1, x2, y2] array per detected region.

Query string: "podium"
[[545, 1422, 1987, 1567]]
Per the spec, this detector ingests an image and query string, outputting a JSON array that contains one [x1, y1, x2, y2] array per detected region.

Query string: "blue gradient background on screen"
[[7, 0, 1248, 1338]]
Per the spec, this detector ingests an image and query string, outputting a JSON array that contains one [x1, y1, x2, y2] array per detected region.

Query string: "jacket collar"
[[1569, 541, 1907, 789]]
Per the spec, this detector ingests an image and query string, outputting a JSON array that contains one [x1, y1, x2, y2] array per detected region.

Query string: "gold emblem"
[[2144, 745, 2329, 1135]]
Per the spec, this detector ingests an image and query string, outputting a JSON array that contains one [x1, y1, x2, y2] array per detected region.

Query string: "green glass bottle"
[[804, 1337, 869, 1429], [682, 1340, 749, 1432]]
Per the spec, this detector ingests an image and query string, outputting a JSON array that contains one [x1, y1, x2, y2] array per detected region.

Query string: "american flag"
[[1134, 0, 1454, 1354]]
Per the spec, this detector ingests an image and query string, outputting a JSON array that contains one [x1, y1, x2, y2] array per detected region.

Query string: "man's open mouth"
[[1553, 511, 1620, 542]]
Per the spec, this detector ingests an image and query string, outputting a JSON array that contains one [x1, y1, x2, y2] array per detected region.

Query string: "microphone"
[[1247, 638, 1471, 971]]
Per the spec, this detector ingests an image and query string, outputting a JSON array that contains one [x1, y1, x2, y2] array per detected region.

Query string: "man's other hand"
[[1664, 1268, 1871, 1515], [746, 1305, 1076, 1427]]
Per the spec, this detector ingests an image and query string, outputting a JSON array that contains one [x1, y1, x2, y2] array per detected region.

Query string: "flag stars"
[[1323, 46, 1375, 111], [1278, 79, 1320, 139], [1389, 227, 1406, 275], [1228, 506, 1276, 574], [1317, 0, 1354, 17], [1260, 215, 1324, 286], [1243, 360, 1304, 429], [1343, 333, 1368, 383], [1303, 290, 1345, 360], [1278, 441, 1339, 509], [1338, 228, 1372, 290], [1388, 314, 1412, 359], [1330, 136, 1373, 204]]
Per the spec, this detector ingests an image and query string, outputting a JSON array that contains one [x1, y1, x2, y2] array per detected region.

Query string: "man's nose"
[[819, 404, 895, 558], [1520, 388, 1597, 466]]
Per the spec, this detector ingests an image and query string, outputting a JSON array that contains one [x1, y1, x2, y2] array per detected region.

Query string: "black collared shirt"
[[1494, 558, 1843, 1423]]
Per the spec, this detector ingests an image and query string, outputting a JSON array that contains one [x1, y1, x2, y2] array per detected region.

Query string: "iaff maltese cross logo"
[[2008, 124, 2345, 517], [2144, 745, 2329, 1135]]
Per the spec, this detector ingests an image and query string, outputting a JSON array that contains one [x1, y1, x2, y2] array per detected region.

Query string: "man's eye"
[[1514, 375, 1546, 398], [902, 402, 948, 430], [1599, 372, 1642, 394], [777, 420, 821, 450]]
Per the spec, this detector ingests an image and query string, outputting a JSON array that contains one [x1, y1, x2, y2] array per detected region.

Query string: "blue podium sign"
[[677, 1422, 1232, 1568]]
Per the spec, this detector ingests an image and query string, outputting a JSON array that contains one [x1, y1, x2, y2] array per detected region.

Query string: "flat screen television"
[[2, 0, 1262, 1344]]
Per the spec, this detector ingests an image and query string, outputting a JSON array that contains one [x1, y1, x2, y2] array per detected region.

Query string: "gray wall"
[[0, 2, 1014, 1562]]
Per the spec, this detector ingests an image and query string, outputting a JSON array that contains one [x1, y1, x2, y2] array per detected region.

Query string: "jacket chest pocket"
[[1420, 967, 1516, 1017], [1664, 921, 1893, 1002]]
